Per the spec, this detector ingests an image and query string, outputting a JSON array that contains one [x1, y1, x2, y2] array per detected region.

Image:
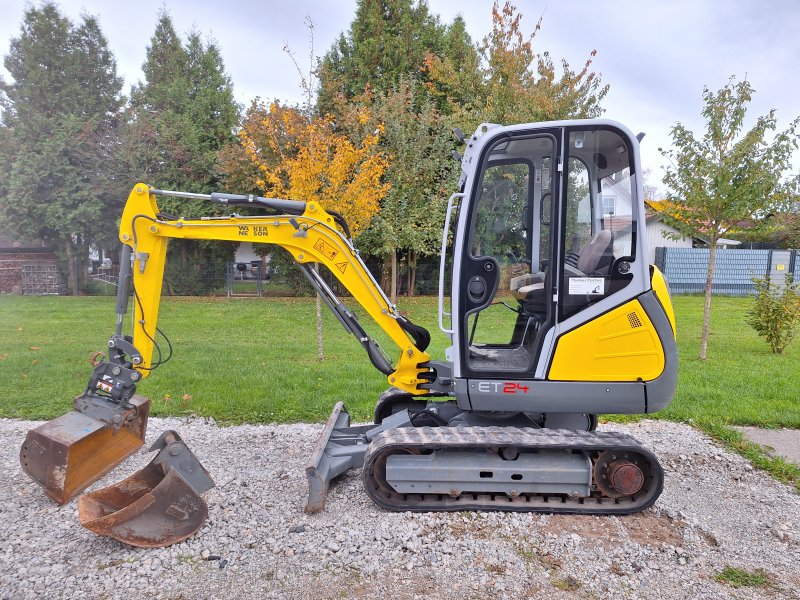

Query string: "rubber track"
[[362, 426, 664, 514]]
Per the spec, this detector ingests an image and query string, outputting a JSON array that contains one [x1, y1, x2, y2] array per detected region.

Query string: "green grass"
[[699, 422, 800, 493], [714, 566, 771, 589], [1, 294, 798, 428], [0, 295, 447, 423], [658, 296, 800, 428]]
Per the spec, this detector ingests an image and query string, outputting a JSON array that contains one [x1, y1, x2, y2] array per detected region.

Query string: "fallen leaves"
[[163, 393, 193, 407]]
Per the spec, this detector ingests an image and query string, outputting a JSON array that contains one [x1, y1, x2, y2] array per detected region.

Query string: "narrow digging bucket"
[[20, 395, 150, 504], [78, 430, 214, 548]]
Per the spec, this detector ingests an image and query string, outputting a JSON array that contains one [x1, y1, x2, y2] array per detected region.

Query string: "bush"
[[746, 274, 800, 354]]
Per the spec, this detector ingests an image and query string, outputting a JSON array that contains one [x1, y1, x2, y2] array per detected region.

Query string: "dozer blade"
[[20, 394, 150, 504], [304, 402, 412, 513], [78, 430, 214, 548]]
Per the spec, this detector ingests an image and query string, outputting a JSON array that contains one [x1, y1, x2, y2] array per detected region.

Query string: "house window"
[[602, 195, 616, 216]]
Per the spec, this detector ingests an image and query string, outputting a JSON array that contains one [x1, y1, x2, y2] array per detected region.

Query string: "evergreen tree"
[[317, 1, 473, 295], [318, 0, 476, 113], [122, 11, 240, 294], [0, 3, 123, 294]]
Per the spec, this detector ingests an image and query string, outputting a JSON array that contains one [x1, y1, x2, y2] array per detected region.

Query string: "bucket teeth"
[[78, 430, 214, 548], [20, 395, 150, 504]]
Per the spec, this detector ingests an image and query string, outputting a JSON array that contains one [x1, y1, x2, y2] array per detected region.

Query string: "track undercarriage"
[[305, 401, 664, 515]]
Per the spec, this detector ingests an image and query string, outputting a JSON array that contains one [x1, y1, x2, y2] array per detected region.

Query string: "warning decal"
[[335, 262, 348, 274], [313, 238, 339, 260]]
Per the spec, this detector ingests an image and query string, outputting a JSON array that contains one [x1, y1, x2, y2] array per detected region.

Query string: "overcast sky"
[[2, 0, 799, 191]]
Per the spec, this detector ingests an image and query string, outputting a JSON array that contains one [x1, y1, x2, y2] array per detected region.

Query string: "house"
[[592, 178, 694, 264], [643, 200, 741, 263], [0, 229, 65, 294], [643, 200, 694, 264]]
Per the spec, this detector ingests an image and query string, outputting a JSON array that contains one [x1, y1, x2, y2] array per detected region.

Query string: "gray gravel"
[[1, 416, 798, 599]]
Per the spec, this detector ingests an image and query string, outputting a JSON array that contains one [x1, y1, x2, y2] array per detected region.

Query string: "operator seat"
[[576, 229, 613, 276], [512, 229, 614, 317]]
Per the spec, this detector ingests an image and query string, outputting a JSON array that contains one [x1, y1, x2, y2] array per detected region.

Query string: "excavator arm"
[[120, 184, 432, 393], [20, 183, 435, 517]]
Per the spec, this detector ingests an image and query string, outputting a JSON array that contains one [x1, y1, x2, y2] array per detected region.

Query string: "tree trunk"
[[407, 250, 415, 297], [699, 239, 718, 360], [390, 249, 397, 304], [315, 262, 324, 361], [64, 241, 79, 296], [380, 254, 390, 292]]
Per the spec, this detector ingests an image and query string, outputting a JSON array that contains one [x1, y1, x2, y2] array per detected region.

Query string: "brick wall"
[[0, 251, 66, 295]]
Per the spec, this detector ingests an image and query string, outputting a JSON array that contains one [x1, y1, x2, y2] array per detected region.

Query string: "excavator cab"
[[443, 121, 675, 421]]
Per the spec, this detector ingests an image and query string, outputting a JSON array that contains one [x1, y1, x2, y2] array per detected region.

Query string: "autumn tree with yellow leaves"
[[219, 100, 390, 358], [236, 102, 388, 237]]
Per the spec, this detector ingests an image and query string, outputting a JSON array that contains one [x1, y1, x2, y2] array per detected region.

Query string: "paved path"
[[735, 427, 800, 465]]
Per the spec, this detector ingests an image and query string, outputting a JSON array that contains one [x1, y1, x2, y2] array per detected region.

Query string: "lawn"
[[0, 294, 798, 428]]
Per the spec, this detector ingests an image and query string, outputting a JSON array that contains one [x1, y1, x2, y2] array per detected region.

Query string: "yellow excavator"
[[21, 119, 677, 546]]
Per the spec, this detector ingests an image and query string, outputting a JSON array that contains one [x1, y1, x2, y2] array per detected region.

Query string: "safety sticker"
[[569, 277, 604, 295], [335, 262, 348, 274], [314, 238, 338, 260]]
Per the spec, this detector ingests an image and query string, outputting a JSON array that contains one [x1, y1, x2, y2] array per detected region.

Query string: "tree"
[[318, 2, 474, 298], [227, 101, 388, 235], [747, 274, 800, 355], [425, 1, 608, 130], [317, 0, 466, 113], [122, 11, 240, 293], [660, 77, 800, 359], [125, 13, 238, 194], [351, 80, 459, 301], [0, 3, 123, 294], [221, 99, 389, 360]]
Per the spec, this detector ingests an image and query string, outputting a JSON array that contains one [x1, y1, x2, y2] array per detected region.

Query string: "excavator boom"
[[21, 183, 435, 512]]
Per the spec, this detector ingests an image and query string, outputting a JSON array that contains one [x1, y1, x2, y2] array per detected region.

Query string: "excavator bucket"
[[78, 430, 214, 548], [20, 394, 150, 504]]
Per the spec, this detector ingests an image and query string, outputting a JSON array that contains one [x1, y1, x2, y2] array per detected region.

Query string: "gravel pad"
[[1, 417, 798, 599]]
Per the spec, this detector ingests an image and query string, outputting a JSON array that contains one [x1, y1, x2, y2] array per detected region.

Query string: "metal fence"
[[20, 263, 68, 295], [655, 248, 798, 296], [26, 248, 799, 298]]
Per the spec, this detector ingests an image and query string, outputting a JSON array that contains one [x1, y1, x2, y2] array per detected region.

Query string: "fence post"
[[767, 249, 773, 282]]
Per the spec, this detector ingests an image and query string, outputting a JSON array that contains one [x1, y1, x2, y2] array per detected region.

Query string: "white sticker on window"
[[569, 277, 604, 295]]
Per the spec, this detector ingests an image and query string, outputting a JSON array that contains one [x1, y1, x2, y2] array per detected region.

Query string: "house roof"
[[643, 199, 747, 246], [644, 199, 677, 221]]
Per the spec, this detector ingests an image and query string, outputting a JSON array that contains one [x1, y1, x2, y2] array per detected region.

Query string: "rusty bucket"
[[78, 430, 214, 548], [20, 395, 150, 504]]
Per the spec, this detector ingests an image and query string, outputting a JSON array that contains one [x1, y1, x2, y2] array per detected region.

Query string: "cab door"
[[454, 130, 560, 380]]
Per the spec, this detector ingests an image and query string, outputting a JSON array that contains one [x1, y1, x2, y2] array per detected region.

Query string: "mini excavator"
[[21, 119, 677, 546]]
